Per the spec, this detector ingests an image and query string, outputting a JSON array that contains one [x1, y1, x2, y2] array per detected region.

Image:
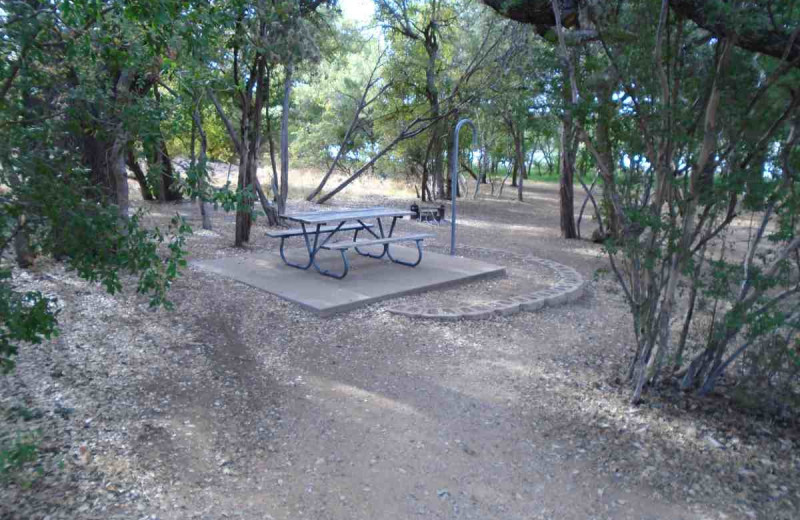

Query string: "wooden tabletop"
[[282, 207, 414, 225]]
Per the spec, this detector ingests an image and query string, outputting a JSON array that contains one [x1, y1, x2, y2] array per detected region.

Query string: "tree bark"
[[126, 149, 155, 201], [421, 136, 436, 202], [595, 87, 620, 238], [511, 158, 518, 187], [279, 62, 293, 216], [482, 0, 800, 65], [516, 148, 525, 203], [249, 52, 279, 226], [190, 105, 212, 230], [14, 215, 34, 268], [160, 138, 181, 201], [513, 121, 526, 202], [424, 30, 444, 199], [235, 147, 252, 245], [152, 85, 181, 202], [559, 115, 578, 238], [234, 83, 253, 246], [110, 131, 130, 219], [264, 66, 280, 201], [80, 69, 132, 217]]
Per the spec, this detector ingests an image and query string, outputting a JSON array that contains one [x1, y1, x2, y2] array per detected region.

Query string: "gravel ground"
[[1, 175, 798, 520], [392, 245, 558, 309]]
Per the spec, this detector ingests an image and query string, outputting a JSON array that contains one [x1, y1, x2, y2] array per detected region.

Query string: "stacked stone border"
[[388, 247, 585, 321]]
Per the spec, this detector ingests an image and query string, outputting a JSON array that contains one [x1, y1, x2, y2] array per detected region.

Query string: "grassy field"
[[484, 164, 574, 185]]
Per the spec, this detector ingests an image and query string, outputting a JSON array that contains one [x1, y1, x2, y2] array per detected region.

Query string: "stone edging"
[[387, 248, 586, 321]]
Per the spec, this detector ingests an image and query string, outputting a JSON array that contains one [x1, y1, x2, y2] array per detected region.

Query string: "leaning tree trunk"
[[126, 149, 155, 201], [155, 137, 181, 201], [152, 85, 181, 202]]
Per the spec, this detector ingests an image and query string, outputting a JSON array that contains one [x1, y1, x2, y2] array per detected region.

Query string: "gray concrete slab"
[[193, 246, 505, 316]]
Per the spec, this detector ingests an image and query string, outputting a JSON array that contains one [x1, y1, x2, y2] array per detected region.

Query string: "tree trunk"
[[81, 124, 129, 217], [421, 135, 436, 202], [559, 115, 578, 239], [421, 165, 429, 202], [278, 62, 293, 216], [191, 106, 212, 231], [152, 85, 181, 202], [110, 133, 130, 218], [595, 88, 620, 238], [527, 146, 536, 178], [156, 137, 181, 201], [14, 215, 34, 267], [424, 33, 444, 199], [514, 123, 525, 202], [430, 125, 444, 199], [126, 149, 155, 201], [264, 66, 280, 201], [249, 54, 279, 226], [235, 94, 253, 246], [235, 155, 253, 246], [447, 136, 456, 199], [511, 158, 518, 187]]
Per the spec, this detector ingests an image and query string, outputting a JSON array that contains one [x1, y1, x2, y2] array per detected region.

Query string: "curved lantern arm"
[[451, 119, 479, 256]]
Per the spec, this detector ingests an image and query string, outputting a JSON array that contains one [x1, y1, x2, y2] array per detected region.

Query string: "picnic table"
[[267, 207, 433, 279]]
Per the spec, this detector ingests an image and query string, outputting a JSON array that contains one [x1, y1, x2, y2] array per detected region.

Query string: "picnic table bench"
[[267, 222, 373, 267], [268, 207, 433, 279]]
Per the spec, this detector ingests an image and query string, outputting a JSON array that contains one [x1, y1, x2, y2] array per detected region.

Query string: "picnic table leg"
[[310, 248, 350, 279], [356, 219, 381, 239], [280, 222, 346, 271], [279, 223, 321, 270], [386, 238, 424, 267], [354, 217, 389, 259], [310, 221, 351, 279]]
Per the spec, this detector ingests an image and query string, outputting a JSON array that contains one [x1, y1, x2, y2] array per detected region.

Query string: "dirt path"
[[3, 180, 796, 520], [136, 296, 689, 519]]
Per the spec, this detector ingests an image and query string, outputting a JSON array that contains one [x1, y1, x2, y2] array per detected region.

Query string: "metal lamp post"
[[450, 119, 478, 255]]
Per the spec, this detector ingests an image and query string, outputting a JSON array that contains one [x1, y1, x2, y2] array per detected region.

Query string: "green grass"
[[484, 164, 579, 185]]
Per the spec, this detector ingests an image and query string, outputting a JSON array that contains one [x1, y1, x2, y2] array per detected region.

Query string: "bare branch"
[[207, 88, 242, 155]]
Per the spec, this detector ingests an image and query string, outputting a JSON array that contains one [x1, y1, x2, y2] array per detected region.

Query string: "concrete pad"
[[193, 246, 505, 316]]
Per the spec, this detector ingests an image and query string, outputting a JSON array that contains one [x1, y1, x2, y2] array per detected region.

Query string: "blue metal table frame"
[[279, 207, 416, 279]]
